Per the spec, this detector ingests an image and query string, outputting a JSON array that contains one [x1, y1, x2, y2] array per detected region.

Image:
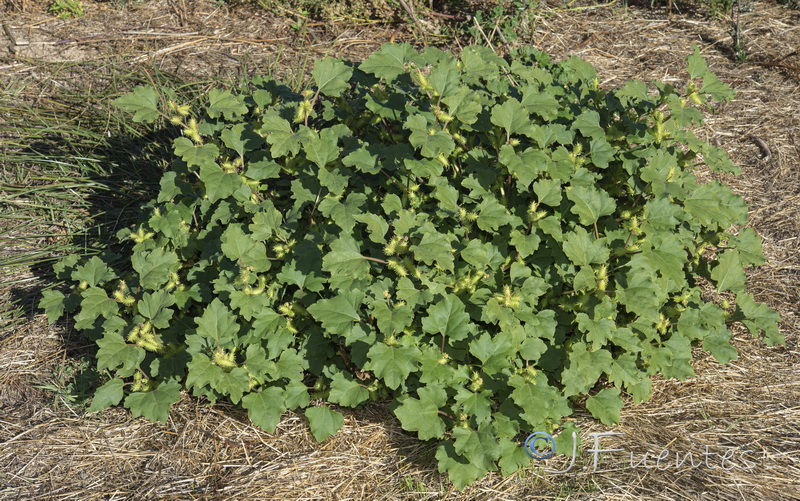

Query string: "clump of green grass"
[[49, 0, 85, 19]]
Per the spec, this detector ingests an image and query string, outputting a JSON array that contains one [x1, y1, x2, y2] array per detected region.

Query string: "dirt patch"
[[2, 0, 800, 499]]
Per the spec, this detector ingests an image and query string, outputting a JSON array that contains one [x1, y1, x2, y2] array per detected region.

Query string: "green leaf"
[[412, 230, 455, 272], [736, 293, 784, 346], [328, 371, 370, 407], [563, 55, 597, 81], [112, 85, 160, 123], [533, 179, 562, 206], [509, 373, 571, 429], [230, 291, 269, 322], [461, 45, 506, 81], [359, 43, 414, 81], [132, 248, 179, 290], [454, 388, 493, 424], [442, 86, 482, 125], [242, 387, 287, 433], [353, 213, 389, 244], [585, 387, 623, 425], [476, 197, 514, 232], [490, 98, 529, 137], [576, 313, 618, 350], [422, 294, 471, 342], [138, 290, 176, 329], [275, 348, 308, 380], [452, 422, 501, 474], [561, 343, 612, 396], [284, 380, 311, 410], [403, 158, 444, 179], [562, 227, 609, 266], [221, 223, 269, 271], [572, 110, 605, 140], [40, 289, 65, 323], [88, 378, 125, 413], [711, 250, 747, 293], [642, 197, 684, 229], [700, 72, 735, 101], [687, 44, 708, 79], [207, 88, 248, 119], [528, 123, 573, 148], [72, 256, 117, 287], [342, 145, 379, 174], [499, 145, 548, 190], [395, 386, 447, 440], [249, 205, 283, 241], [429, 58, 460, 98], [322, 236, 371, 279], [276, 259, 325, 293], [312, 58, 353, 97], [607, 352, 646, 391], [372, 301, 414, 336], [305, 128, 343, 168], [510, 230, 540, 259], [124, 380, 181, 424], [75, 287, 119, 329], [436, 441, 485, 490], [469, 333, 514, 375], [261, 114, 303, 158], [174, 137, 219, 168], [406, 114, 455, 158], [319, 193, 367, 233], [616, 80, 652, 107], [396, 276, 433, 309], [616, 268, 665, 321], [497, 437, 533, 476], [243, 344, 277, 382], [305, 406, 344, 441], [703, 328, 739, 364], [521, 85, 560, 120], [97, 330, 145, 377], [199, 162, 243, 202], [639, 236, 687, 290], [195, 298, 239, 347], [648, 333, 695, 380], [186, 353, 224, 395], [566, 185, 616, 225], [308, 292, 362, 335], [684, 183, 747, 229], [432, 177, 460, 213], [589, 138, 615, 168], [364, 343, 420, 390], [221, 123, 263, 158], [215, 367, 251, 404], [730, 228, 765, 266], [318, 164, 350, 195]]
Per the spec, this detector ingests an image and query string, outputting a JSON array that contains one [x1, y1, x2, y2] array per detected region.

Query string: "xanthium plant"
[[41, 43, 783, 488]]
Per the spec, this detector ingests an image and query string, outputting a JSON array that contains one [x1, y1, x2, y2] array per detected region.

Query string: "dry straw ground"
[[1, 0, 799, 499]]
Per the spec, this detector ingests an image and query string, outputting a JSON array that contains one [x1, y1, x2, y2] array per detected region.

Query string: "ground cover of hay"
[[1, 1, 799, 499]]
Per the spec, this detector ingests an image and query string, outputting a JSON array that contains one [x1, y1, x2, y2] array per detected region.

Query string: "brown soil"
[[1, 0, 799, 499]]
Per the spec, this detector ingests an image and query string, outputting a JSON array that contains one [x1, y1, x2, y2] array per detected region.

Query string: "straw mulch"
[[1, 0, 799, 499]]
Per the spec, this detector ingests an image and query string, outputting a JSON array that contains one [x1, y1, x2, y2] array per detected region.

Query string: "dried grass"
[[2, 0, 800, 499]]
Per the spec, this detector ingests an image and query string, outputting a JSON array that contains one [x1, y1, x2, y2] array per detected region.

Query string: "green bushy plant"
[[41, 43, 782, 488]]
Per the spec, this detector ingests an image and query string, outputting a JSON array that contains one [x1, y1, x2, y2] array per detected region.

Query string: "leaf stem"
[[362, 255, 388, 264], [438, 409, 457, 420]]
